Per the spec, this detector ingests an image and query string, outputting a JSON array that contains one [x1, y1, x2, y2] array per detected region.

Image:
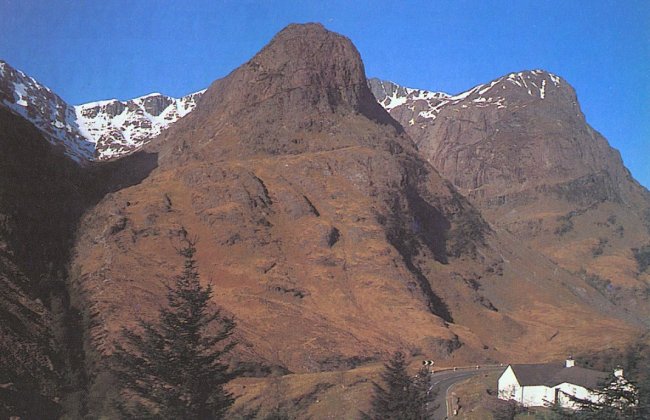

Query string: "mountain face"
[[370, 72, 650, 317], [1, 23, 647, 418], [0, 106, 85, 418], [0, 60, 203, 161], [71, 22, 476, 374], [0, 102, 159, 417], [64, 25, 643, 418]]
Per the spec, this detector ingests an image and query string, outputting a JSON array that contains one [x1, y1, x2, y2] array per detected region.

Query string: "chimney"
[[614, 367, 624, 378], [565, 357, 575, 368]]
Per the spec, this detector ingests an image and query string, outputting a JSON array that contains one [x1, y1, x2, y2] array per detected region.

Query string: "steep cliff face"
[[371, 72, 650, 317]]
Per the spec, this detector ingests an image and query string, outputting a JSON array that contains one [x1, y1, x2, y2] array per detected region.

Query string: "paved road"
[[429, 366, 505, 419]]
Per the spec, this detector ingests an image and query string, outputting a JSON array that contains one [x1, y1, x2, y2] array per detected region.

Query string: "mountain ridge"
[[0, 60, 204, 161], [370, 72, 650, 323]]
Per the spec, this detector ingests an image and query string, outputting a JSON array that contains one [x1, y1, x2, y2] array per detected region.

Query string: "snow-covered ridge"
[[75, 90, 205, 160], [369, 70, 563, 127], [0, 60, 94, 161], [0, 60, 205, 162], [368, 78, 450, 110]]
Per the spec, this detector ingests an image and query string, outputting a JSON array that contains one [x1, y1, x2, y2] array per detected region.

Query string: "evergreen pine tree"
[[112, 237, 236, 419], [637, 376, 650, 419], [410, 366, 437, 418], [367, 352, 433, 420], [562, 373, 640, 419]]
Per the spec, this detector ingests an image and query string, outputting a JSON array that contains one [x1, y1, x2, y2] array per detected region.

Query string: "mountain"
[[0, 96, 162, 417], [1, 23, 647, 418], [63, 24, 642, 416], [370, 72, 650, 319], [0, 60, 94, 161], [0, 60, 203, 161], [76, 90, 204, 159]]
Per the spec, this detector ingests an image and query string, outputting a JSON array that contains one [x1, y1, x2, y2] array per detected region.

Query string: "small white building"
[[497, 358, 618, 408]]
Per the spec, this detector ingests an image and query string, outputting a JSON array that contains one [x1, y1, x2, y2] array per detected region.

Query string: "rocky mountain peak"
[[462, 69, 578, 111], [369, 69, 575, 130], [254, 23, 367, 110], [195, 23, 399, 132], [371, 70, 618, 197]]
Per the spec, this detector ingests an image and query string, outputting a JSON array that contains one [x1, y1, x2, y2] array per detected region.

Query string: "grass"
[[448, 370, 501, 419]]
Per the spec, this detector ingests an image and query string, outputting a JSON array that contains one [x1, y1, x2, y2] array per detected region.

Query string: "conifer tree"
[[112, 237, 236, 419], [559, 373, 640, 419], [366, 352, 434, 419], [411, 366, 436, 418]]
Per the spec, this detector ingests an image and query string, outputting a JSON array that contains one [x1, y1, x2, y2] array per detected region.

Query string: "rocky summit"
[[0, 23, 648, 418], [371, 71, 650, 322]]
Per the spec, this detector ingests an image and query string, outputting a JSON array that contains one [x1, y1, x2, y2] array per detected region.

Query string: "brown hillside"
[[67, 24, 642, 416]]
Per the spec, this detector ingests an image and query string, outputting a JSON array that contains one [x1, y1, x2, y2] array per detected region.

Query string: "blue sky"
[[1, 0, 648, 188]]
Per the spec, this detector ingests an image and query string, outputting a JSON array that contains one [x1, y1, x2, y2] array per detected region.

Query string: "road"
[[429, 366, 505, 419]]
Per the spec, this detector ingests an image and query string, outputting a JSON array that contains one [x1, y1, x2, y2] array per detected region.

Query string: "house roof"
[[510, 363, 609, 389]]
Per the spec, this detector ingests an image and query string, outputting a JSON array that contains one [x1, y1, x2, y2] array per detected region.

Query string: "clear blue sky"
[[1, 0, 648, 188]]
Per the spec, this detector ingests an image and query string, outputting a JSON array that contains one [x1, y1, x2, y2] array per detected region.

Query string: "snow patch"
[[550, 74, 561, 85]]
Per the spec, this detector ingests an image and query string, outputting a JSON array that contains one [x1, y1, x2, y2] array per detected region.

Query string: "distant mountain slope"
[[0, 60, 203, 161], [370, 72, 650, 318], [0, 60, 94, 161], [76, 90, 204, 159]]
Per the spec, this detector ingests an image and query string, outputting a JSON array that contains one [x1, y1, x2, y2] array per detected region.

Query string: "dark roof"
[[510, 363, 609, 389]]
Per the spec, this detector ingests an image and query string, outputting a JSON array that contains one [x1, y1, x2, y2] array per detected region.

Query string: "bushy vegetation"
[[555, 214, 574, 236], [577, 269, 618, 299], [632, 244, 650, 273], [490, 399, 527, 419], [591, 237, 609, 257], [569, 341, 650, 419]]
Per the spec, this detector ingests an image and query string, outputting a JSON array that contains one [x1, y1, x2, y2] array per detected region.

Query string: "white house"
[[497, 358, 621, 409]]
